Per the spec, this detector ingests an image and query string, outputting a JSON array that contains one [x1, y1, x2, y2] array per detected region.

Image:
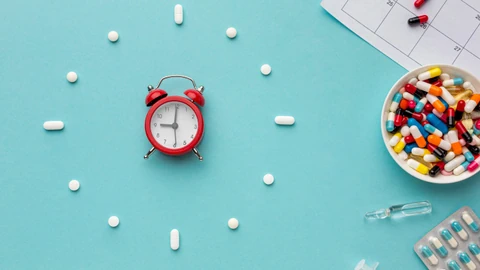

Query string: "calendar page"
[[321, 0, 480, 77]]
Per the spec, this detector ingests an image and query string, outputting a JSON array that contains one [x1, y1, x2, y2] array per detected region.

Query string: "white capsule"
[[403, 92, 415, 101], [444, 152, 456, 162], [43, 121, 64, 131], [107, 31, 119, 42], [410, 125, 423, 140], [389, 134, 401, 146], [424, 154, 440, 163], [409, 77, 419, 85], [440, 86, 456, 105], [465, 261, 476, 270], [416, 81, 433, 92], [470, 135, 480, 146], [440, 73, 451, 81], [438, 139, 451, 151], [226, 27, 237, 39], [274, 116, 294, 125], [401, 125, 411, 137], [66, 71, 78, 83], [464, 82, 479, 94], [263, 173, 274, 185], [412, 147, 429, 156], [462, 212, 477, 230], [465, 99, 479, 113], [261, 64, 271, 75], [228, 218, 239, 230], [398, 150, 408, 160], [174, 4, 183, 25], [472, 111, 480, 120], [68, 180, 80, 191], [445, 155, 466, 172], [170, 229, 180, 250], [108, 216, 120, 228], [448, 130, 460, 144]]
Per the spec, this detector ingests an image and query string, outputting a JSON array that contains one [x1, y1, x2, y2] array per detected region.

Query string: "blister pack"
[[415, 206, 480, 269]]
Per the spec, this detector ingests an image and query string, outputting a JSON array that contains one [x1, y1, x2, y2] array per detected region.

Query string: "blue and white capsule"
[[443, 78, 464, 87], [424, 124, 443, 137], [462, 212, 479, 232], [441, 229, 459, 248], [430, 237, 448, 257], [390, 93, 402, 112], [459, 252, 476, 269], [469, 244, 480, 261], [415, 97, 427, 113], [463, 147, 475, 162], [403, 92, 420, 103], [387, 112, 395, 132], [421, 246, 439, 265], [454, 161, 470, 176], [448, 260, 462, 270], [452, 221, 469, 240]]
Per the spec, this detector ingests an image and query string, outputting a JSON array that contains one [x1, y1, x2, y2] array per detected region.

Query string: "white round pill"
[[108, 31, 119, 42], [260, 64, 271, 76], [108, 216, 120, 228], [226, 27, 237, 39], [228, 218, 239, 230], [66, 71, 77, 83], [263, 174, 274, 185], [68, 180, 80, 191]]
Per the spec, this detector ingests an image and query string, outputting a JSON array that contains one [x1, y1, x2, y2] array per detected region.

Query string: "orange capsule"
[[426, 94, 446, 113], [417, 81, 443, 96], [428, 134, 451, 151], [399, 99, 408, 110]]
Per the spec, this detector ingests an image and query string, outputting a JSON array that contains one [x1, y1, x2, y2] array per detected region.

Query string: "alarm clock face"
[[149, 101, 199, 150]]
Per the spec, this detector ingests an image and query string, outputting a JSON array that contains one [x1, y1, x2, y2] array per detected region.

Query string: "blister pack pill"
[[415, 206, 480, 269]]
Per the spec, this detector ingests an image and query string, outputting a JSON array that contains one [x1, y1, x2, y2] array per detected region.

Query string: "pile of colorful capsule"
[[386, 67, 480, 177]]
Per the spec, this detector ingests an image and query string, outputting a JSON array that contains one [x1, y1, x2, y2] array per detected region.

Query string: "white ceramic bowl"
[[381, 64, 480, 184]]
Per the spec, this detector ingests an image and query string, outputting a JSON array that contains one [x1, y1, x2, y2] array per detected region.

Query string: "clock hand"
[[160, 124, 173, 127], [174, 106, 178, 124], [174, 128, 177, 146]]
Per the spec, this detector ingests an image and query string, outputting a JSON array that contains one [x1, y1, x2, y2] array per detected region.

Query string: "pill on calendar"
[[108, 31, 119, 42], [68, 180, 80, 191], [43, 121, 64, 131], [260, 64, 271, 75], [263, 174, 274, 185], [226, 27, 237, 39], [408, 15, 428, 25], [174, 4, 183, 25], [275, 116, 295, 125], [228, 218, 239, 230], [170, 229, 180, 250], [108, 216, 120, 228], [414, 0, 427, 8], [66, 71, 78, 83]]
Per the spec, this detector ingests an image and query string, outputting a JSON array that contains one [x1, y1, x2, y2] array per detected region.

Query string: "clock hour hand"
[[160, 124, 173, 127]]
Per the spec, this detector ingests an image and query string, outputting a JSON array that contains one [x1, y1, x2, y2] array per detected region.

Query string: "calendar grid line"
[[375, 0, 397, 33], [461, 0, 480, 14]]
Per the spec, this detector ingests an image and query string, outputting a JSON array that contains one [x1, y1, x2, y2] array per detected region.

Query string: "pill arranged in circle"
[[263, 174, 274, 185], [43, 121, 64, 131], [108, 216, 120, 228], [66, 71, 77, 83], [228, 218, 239, 230], [260, 64, 271, 75], [69, 180, 80, 191], [170, 229, 180, 250], [108, 31, 119, 42], [275, 116, 295, 125], [174, 4, 183, 25], [226, 27, 237, 39]]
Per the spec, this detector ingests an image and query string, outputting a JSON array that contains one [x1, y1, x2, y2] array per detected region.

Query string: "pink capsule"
[[468, 157, 480, 172], [408, 100, 416, 109], [441, 170, 453, 176]]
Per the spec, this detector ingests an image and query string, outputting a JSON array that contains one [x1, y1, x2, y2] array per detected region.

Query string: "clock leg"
[[192, 148, 203, 161], [144, 147, 156, 159]]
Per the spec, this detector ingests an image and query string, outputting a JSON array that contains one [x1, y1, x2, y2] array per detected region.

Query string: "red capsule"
[[438, 112, 447, 123], [405, 135, 415, 144], [424, 103, 433, 113], [447, 108, 455, 128], [399, 99, 408, 110], [436, 161, 445, 170], [455, 100, 465, 121], [456, 121, 473, 143], [412, 112, 424, 122], [405, 84, 417, 94], [408, 15, 429, 25], [432, 80, 442, 87], [402, 116, 408, 126], [414, 0, 427, 8], [394, 108, 403, 127]]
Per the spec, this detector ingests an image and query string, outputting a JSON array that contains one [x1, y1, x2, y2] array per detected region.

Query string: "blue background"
[[1, 0, 480, 269]]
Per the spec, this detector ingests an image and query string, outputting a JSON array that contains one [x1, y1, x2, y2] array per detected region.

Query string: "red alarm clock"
[[143, 75, 205, 161]]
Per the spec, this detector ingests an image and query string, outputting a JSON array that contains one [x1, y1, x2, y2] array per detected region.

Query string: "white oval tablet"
[[170, 229, 180, 250], [69, 180, 80, 191], [108, 216, 120, 228], [263, 173, 274, 185], [261, 64, 271, 75], [228, 218, 239, 230], [226, 27, 237, 39], [66, 71, 77, 83], [275, 116, 295, 125], [43, 121, 64, 131], [108, 31, 119, 42], [174, 4, 183, 25]]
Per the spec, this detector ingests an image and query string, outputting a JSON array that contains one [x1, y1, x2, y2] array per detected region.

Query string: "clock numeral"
[[157, 114, 162, 118], [164, 139, 167, 144], [165, 107, 170, 112], [194, 124, 197, 129], [191, 134, 194, 138], [173, 143, 177, 148], [185, 106, 188, 112], [175, 104, 180, 109], [156, 133, 160, 138], [183, 140, 186, 145], [154, 123, 157, 127], [192, 114, 194, 119]]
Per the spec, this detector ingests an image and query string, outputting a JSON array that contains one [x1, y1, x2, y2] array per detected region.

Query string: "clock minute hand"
[[173, 106, 178, 124]]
